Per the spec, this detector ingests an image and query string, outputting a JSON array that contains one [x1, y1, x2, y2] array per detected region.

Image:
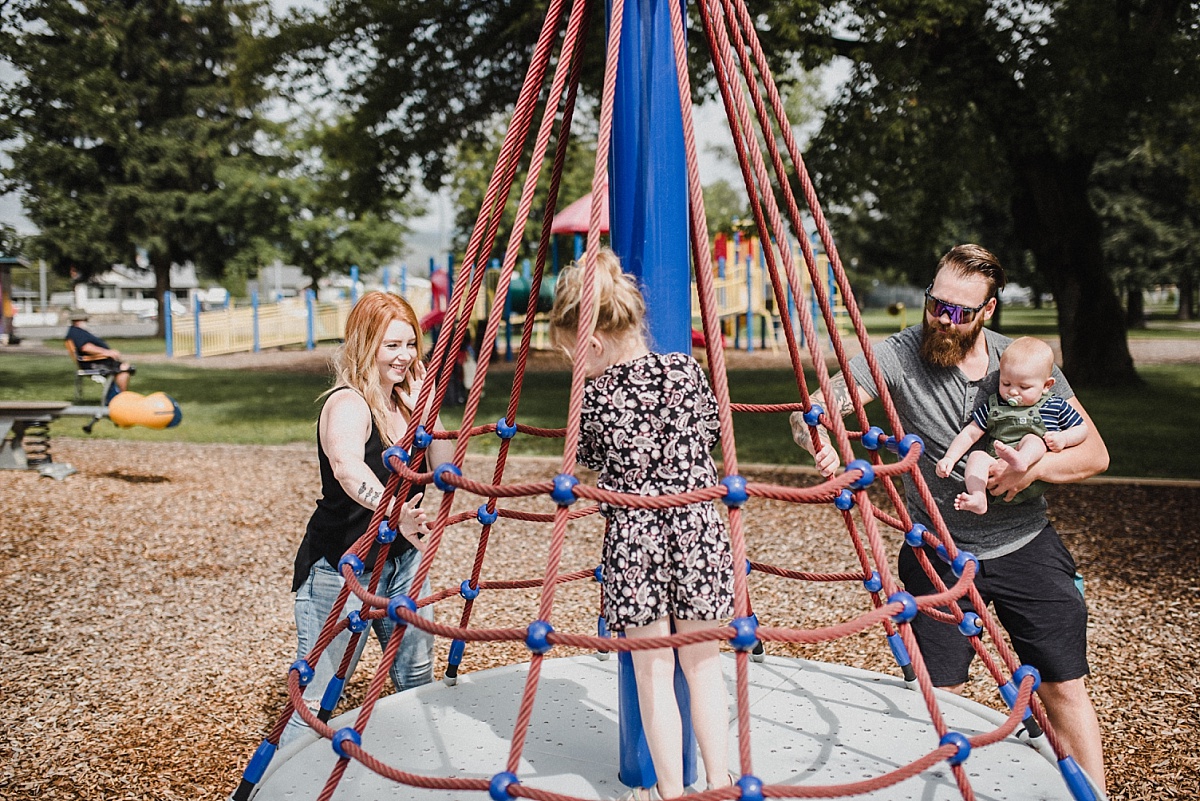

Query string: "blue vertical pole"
[[192, 292, 202, 358], [305, 289, 315, 350], [164, 291, 175, 358], [400, 264, 408, 297], [608, 0, 692, 357], [350, 265, 359, 303], [608, 0, 697, 791], [383, 265, 392, 294], [251, 291, 260, 353], [744, 249, 754, 353]]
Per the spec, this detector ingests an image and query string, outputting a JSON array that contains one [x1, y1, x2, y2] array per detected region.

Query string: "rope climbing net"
[[233, 1, 1099, 800]]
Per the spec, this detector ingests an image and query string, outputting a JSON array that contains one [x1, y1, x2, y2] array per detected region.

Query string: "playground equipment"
[[0, 391, 182, 480], [232, 1, 1104, 800], [107, 390, 182, 430]]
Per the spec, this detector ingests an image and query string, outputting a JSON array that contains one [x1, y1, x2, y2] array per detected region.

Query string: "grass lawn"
[[2, 350, 1197, 479]]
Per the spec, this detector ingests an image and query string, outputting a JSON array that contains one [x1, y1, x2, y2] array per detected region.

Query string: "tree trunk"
[[1179, 268, 1195, 321], [153, 257, 172, 340], [1125, 282, 1146, 329], [1009, 154, 1140, 388]]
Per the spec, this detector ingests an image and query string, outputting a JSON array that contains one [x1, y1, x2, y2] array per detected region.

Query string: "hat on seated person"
[[68, 309, 89, 322]]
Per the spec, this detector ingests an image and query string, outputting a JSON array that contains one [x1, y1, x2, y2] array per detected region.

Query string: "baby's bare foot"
[[954, 491, 987, 515], [993, 441, 1030, 472]]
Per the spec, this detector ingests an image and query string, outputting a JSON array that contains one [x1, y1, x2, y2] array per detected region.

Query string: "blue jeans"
[[280, 547, 434, 747]]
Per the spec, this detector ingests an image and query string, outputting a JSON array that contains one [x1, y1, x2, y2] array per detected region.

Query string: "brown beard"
[[920, 316, 985, 368]]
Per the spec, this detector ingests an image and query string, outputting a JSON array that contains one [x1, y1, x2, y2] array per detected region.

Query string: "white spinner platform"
[[253, 654, 1080, 801]]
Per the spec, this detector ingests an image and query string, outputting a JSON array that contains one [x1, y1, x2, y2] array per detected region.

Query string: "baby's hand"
[[936, 458, 953, 478], [1043, 431, 1065, 452]]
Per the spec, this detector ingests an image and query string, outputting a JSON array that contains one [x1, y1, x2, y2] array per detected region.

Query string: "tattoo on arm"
[[357, 482, 383, 508], [829, 375, 856, 417]]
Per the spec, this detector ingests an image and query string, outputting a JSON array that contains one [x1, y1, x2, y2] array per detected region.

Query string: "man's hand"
[[987, 458, 1033, 501]]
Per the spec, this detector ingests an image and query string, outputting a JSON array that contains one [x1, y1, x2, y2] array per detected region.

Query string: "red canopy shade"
[[550, 185, 610, 234]]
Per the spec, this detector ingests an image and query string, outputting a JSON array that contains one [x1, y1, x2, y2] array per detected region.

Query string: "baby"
[[936, 337, 1088, 514]]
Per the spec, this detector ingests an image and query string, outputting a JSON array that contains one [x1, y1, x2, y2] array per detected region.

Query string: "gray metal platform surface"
[[253, 654, 1079, 801]]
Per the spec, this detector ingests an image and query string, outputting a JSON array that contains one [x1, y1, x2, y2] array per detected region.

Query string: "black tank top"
[[291, 387, 420, 591]]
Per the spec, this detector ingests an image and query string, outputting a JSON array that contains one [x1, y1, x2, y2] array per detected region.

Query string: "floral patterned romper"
[[578, 351, 735, 631]]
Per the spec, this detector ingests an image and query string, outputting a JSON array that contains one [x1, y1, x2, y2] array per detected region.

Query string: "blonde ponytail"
[[549, 249, 646, 349]]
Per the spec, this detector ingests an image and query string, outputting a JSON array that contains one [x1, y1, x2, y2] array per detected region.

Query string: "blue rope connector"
[[952, 551, 978, 578], [387, 594, 417, 623], [736, 774, 764, 801], [460, 579, 480, 600], [729, 615, 759, 651], [382, 444, 409, 472], [477, 504, 499, 526], [863, 570, 883, 593], [940, 731, 972, 765], [376, 520, 397, 544], [1014, 664, 1042, 692], [346, 610, 369, 633], [861, 426, 887, 451], [495, 417, 518, 440], [593, 564, 604, 583], [957, 612, 983, 637], [489, 771, 520, 801], [896, 433, 923, 458], [721, 474, 748, 507], [888, 591, 918, 623], [331, 727, 361, 759], [413, 425, 433, 449], [834, 489, 855, 510], [802, 404, 824, 427], [846, 459, 875, 489], [525, 620, 554, 654], [289, 659, 315, 687], [338, 553, 364, 577], [904, 523, 928, 548], [550, 473, 579, 505], [433, 462, 462, 492]]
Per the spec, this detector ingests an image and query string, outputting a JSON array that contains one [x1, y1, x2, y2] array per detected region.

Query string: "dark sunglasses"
[[924, 286, 991, 325]]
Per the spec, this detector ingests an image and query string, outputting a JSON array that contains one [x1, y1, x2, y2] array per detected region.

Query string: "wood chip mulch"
[[0, 440, 1196, 801]]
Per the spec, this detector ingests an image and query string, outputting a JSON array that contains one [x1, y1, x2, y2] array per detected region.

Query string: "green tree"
[[757, 0, 1200, 386], [1092, 134, 1200, 328], [0, 0, 273, 334], [273, 118, 414, 289]]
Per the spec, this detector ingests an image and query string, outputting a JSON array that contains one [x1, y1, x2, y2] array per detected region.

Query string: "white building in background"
[[66, 263, 201, 316]]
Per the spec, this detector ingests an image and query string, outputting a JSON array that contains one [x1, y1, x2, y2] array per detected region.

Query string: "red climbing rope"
[[238, 2, 1085, 800]]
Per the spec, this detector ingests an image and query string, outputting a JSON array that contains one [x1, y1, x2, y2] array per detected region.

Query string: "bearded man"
[[790, 244, 1109, 791]]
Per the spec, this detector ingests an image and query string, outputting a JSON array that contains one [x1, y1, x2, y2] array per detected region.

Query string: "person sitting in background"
[[65, 310, 135, 399]]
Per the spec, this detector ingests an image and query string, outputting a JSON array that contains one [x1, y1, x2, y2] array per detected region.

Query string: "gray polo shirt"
[[848, 326, 1072, 559]]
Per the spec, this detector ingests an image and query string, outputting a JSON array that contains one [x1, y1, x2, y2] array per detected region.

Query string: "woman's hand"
[[396, 492, 431, 551]]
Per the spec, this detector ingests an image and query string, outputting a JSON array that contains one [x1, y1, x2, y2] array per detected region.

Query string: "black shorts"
[[898, 523, 1089, 686]]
